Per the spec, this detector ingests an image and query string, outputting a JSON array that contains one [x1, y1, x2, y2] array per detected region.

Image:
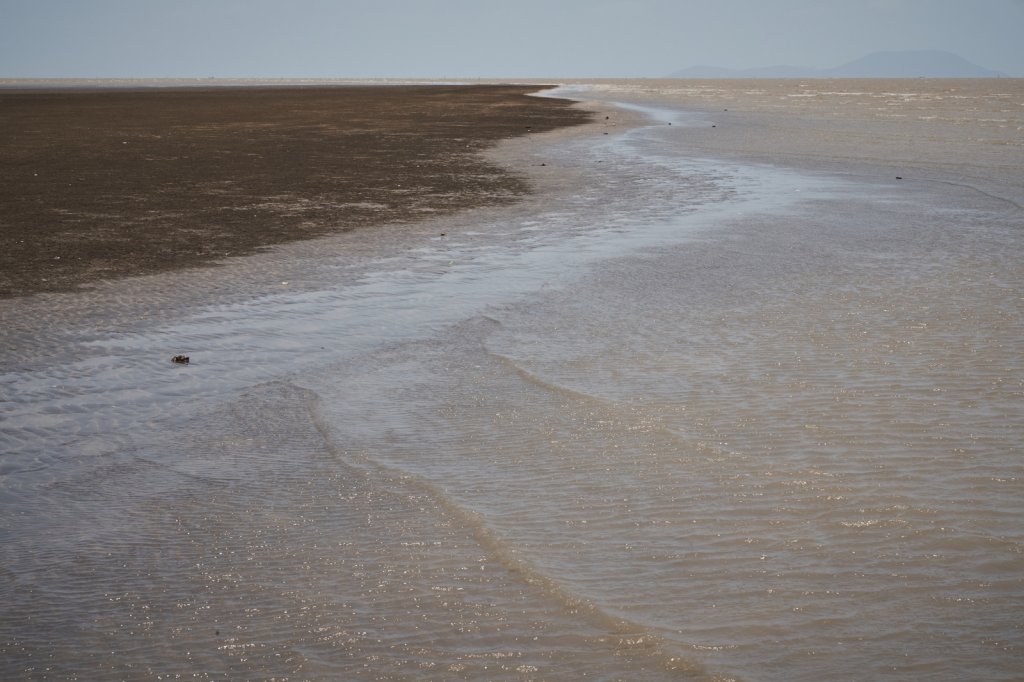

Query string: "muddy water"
[[2, 80, 1022, 681]]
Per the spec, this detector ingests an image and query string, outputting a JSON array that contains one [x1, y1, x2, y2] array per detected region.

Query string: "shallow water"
[[2, 81, 1022, 681]]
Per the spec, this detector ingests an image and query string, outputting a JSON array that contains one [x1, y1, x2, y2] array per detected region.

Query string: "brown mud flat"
[[0, 84, 590, 298]]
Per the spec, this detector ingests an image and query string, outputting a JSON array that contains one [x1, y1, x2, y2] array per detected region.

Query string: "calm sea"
[[2, 79, 1022, 681]]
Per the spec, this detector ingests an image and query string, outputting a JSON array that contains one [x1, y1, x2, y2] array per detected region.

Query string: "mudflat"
[[0, 84, 590, 297]]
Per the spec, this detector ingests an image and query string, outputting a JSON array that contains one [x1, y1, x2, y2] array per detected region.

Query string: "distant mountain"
[[670, 50, 1006, 78], [825, 50, 1004, 77]]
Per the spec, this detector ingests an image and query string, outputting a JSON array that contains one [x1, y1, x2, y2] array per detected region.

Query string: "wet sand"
[[2, 80, 1021, 681], [0, 84, 591, 298], [555, 78, 1024, 200]]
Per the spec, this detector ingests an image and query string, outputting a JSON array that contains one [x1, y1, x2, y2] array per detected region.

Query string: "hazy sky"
[[2, 0, 1023, 78]]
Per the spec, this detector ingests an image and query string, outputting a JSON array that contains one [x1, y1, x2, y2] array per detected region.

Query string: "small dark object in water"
[[896, 176, 903, 180], [172, 355, 190, 364]]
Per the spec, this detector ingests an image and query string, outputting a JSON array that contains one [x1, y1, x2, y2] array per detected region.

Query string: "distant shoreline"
[[4, 76, 1021, 87], [0, 78, 489, 89]]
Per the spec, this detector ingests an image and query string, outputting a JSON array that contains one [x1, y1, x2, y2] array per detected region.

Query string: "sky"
[[2, 0, 1023, 79]]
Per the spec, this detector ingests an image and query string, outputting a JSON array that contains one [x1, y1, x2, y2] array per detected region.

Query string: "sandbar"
[[0, 84, 591, 297]]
